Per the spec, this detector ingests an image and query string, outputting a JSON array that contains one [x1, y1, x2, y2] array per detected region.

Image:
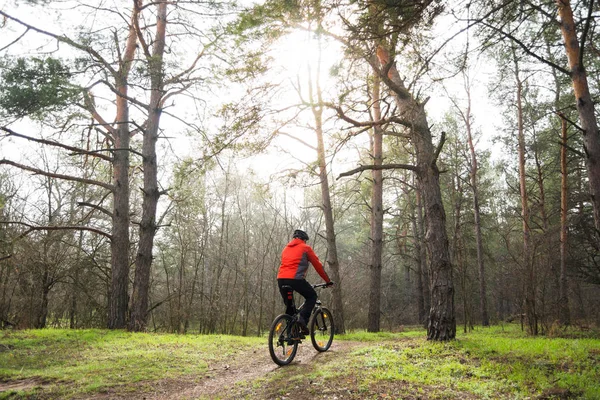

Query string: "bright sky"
[[238, 28, 349, 180], [0, 0, 504, 197], [242, 16, 504, 181]]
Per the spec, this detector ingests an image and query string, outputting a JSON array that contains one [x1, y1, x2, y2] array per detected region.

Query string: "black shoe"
[[298, 317, 310, 335]]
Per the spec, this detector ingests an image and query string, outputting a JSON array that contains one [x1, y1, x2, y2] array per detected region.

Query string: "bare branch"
[[0, 159, 114, 190], [477, 20, 571, 75], [97, 79, 149, 111], [337, 163, 418, 180], [1, 221, 112, 240], [278, 131, 317, 151], [432, 131, 446, 167], [0, 10, 118, 77], [1, 127, 113, 162], [161, 83, 194, 106], [78, 202, 113, 218], [325, 101, 414, 130], [82, 91, 115, 137], [325, 102, 384, 127], [0, 27, 29, 52], [556, 141, 585, 158], [556, 111, 584, 133], [164, 47, 207, 86]]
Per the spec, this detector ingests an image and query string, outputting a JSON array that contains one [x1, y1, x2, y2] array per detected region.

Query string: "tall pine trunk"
[[557, 0, 600, 239], [463, 83, 489, 327], [308, 46, 346, 334], [367, 70, 384, 332], [514, 50, 537, 335], [130, 1, 168, 331], [108, 5, 139, 329], [313, 103, 346, 334], [375, 46, 455, 340], [415, 184, 429, 327], [559, 116, 571, 325], [450, 168, 467, 333]]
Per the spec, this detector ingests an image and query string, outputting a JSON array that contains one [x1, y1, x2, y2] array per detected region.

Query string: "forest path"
[[91, 339, 362, 400]]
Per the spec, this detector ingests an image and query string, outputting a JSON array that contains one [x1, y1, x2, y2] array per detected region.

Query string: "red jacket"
[[277, 238, 330, 282]]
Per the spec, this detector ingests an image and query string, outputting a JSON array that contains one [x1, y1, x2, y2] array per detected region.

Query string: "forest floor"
[[87, 339, 367, 400], [1, 325, 600, 399], [54, 337, 481, 400]]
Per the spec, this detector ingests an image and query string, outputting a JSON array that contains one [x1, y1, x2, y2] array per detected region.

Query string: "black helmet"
[[292, 229, 309, 241]]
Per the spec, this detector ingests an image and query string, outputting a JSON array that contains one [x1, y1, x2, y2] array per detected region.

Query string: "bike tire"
[[268, 314, 299, 366], [309, 307, 334, 352]]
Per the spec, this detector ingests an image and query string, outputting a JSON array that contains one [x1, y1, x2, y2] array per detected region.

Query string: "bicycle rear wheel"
[[268, 314, 299, 366], [309, 307, 334, 352]]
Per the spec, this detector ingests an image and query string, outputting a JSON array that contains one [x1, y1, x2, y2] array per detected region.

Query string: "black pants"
[[277, 279, 317, 323]]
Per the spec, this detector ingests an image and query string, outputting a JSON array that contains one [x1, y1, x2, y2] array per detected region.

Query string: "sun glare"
[[275, 29, 342, 97]]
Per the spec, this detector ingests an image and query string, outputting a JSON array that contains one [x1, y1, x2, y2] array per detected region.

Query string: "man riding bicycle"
[[277, 229, 333, 334]]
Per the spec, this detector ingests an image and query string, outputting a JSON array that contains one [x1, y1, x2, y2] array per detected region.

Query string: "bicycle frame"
[[269, 283, 334, 365]]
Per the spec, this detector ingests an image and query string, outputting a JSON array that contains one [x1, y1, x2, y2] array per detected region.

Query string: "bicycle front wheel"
[[268, 314, 298, 366], [310, 307, 334, 352]]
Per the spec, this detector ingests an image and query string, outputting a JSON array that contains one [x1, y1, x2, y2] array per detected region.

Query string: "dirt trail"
[[132, 340, 361, 400], [0, 378, 50, 393]]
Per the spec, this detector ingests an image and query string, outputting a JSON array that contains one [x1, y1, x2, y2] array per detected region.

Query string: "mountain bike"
[[268, 283, 335, 366]]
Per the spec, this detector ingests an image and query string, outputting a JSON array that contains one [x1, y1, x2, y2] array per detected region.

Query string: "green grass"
[[0, 329, 263, 399], [318, 324, 600, 399], [1, 324, 599, 399], [338, 325, 426, 341]]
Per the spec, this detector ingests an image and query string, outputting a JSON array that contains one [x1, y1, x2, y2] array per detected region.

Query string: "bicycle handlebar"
[[312, 282, 334, 289]]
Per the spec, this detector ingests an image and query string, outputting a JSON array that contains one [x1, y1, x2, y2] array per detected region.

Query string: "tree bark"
[[375, 46, 455, 340], [311, 91, 346, 335], [367, 70, 384, 333], [557, 0, 600, 239], [70, 230, 84, 329], [415, 184, 429, 327], [129, 1, 167, 332], [559, 116, 571, 325], [108, 5, 139, 329], [304, 40, 347, 333], [514, 50, 537, 335], [0, 8, 138, 329], [450, 166, 467, 333], [463, 83, 489, 327]]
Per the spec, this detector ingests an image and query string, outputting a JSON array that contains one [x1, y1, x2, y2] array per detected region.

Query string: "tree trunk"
[[314, 109, 346, 334], [463, 84, 489, 327], [375, 46, 455, 340], [129, 1, 167, 331], [38, 283, 50, 329], [421, 140, 454, 341], [108, 5, 139, 330], [37, 187, 52, 330], [36, 266, 50, 329], [412, 195, 426, 326], [367, 70, 384, 333], [450, 171, 467, 333], [557, 0, 600, 239], [309, 55, 346, 334], [415, 184, 429, 327], [514, 51, 537, 335], [532, 129, 555, 329], [559, 116, 571, 325], [108, 68, 135, 330]]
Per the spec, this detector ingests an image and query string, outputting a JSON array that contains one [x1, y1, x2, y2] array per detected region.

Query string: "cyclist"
[[277, 229, 333, 334]]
